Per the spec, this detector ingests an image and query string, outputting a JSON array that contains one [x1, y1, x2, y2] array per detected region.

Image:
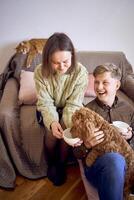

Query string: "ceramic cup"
[[63, 128, 80, 146], [112, 121, 129, 133]]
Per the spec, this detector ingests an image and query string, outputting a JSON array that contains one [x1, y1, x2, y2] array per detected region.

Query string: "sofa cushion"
[[18, 70, 96, 105], [85, 74, 96, 97], [18, 70, 37, 104]]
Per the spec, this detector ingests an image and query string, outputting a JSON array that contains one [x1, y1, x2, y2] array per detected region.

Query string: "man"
[[74, 63, 134, 200]]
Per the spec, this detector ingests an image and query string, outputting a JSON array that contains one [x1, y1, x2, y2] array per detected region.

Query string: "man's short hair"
[[93, 63, 121, 81]]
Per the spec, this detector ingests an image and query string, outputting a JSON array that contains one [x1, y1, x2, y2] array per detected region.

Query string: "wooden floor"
[[0, 165, 88, 200]]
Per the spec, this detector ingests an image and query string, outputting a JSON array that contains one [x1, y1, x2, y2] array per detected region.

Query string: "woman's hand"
[[121, 127, 132, 140], [51, 121, 63, 139], [84, 128, 104, 149]]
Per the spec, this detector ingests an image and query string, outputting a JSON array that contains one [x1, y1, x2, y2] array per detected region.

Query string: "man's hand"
[[51, 121, 63, 139], [84, 128, 104, 149]]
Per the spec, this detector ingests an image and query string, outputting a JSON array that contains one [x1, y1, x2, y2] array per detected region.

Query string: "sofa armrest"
[[0, 78, 19, 127], [121, 75, 134, 102], [0, 78, 47, 178], [0, 78, 19, 107]]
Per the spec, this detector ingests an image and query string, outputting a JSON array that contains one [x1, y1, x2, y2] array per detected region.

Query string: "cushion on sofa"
[[85, 74, 96, 97], [18, 70, 37, 104], [18, 71, 96, 105]]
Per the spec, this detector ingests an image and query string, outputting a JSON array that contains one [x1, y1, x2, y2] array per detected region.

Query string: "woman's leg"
[[36, 110, 58, 167], [44, 129, 71, 185], [84, 153, 126, 200], [44, 130, 61, 185], [59, 118, 72, 165], [44, 129, 58, 166], [56, 140, 71, 182], [36, 110, 71, 185]]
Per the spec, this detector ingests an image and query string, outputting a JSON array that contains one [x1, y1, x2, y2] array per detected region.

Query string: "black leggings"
[[36, 110, 71, 167]]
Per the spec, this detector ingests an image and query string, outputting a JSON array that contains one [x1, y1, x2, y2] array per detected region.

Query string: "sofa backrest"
[[7, 49, 133, 93], [3, 49, 133, 106], [77, 51, 133, 78], [77, 51, 126, 72]]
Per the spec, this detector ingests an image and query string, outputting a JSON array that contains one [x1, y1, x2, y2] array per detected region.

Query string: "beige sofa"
[[0, 46, 134, 197]]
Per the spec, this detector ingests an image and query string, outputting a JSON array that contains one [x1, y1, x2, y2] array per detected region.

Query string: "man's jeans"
[[84, 153, 126, 200]]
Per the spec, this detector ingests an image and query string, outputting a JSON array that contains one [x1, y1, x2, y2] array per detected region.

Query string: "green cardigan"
[[34, 63, 88, 130]]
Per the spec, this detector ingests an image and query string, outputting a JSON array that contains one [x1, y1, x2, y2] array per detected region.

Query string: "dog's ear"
[[86, 121, 95, 135], [72, 110, 82, 122], [80, 120, 94, 142]]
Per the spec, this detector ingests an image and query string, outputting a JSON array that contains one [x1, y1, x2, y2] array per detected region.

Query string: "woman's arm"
[[63, 64, 88, 128], [34, 65, 59, 130]]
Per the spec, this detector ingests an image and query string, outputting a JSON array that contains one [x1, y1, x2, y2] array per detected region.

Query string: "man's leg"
[[84, 153, 126, 200]]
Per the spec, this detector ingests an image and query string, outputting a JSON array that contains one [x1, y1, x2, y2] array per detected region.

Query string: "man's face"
[[94, 72, 120, 106], [51, 50, 72, 74]]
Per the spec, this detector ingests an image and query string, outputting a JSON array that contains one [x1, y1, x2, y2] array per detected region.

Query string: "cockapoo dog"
[[71, 107, 134, 199]]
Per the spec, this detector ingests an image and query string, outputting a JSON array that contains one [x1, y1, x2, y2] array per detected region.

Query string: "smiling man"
[[86, 63, 133, 141], [83, 63, 134, 200]]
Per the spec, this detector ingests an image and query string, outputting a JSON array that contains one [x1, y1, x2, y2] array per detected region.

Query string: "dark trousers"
[[36, 110, 71, 167]]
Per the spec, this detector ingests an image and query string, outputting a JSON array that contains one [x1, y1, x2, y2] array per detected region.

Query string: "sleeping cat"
[[16, 38, 47, 68]]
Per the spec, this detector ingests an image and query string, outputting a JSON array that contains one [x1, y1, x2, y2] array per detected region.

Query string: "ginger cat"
[[16, 38, 47, 68]]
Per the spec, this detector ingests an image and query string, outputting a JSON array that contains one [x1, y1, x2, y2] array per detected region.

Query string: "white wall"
[[0, 0, 134, 73]]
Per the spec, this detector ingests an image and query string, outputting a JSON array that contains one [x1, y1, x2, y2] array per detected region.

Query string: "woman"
[[34, 32, 88, 186]]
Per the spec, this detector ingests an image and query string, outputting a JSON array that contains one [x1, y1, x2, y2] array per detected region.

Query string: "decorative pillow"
[[18, 70, 37, 104], [84, 74, 96, 97]]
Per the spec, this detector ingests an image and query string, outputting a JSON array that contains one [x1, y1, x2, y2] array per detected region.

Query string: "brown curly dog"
[[71, 107, 134, 199]]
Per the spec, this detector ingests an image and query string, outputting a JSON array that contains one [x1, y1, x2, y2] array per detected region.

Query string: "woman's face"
[[50, 50, 72, 74]]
